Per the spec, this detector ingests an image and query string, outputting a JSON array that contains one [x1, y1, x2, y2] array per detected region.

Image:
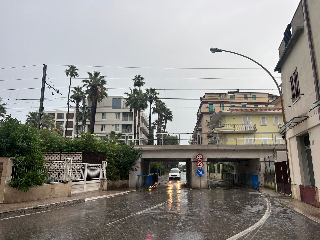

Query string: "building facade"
[[45, 96, 149, 145], [275, 0, 320, 205], [191, 91, 278, 145]]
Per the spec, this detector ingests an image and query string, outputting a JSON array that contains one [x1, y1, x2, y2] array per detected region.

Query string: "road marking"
[[105, 201, 167, 227], [226, 195, 271, 240]]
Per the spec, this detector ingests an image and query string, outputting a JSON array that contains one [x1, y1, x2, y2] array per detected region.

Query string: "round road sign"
[[196, 154, 203, 161], [197, 169, 204, 177], [197, 161, 204, 169]]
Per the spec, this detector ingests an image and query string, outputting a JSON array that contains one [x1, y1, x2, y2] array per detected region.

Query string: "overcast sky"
[[0, 0, 300, 144]]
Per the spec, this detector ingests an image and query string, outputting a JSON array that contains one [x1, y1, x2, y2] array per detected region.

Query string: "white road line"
[[226, 195, 271, 240]]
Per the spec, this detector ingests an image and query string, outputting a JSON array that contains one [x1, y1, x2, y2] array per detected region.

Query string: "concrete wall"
[[3, 182, 72, 204], [107, 180, 129, 190]]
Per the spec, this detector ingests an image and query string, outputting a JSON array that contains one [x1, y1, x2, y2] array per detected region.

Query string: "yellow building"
[[208, 107, 284, 146], [192, 91, 279, 145]]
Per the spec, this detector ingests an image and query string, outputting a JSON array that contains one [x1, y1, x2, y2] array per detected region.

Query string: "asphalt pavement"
[[0, 173, 320, 240]]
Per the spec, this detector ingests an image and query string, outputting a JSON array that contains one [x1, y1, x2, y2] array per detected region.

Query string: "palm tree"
[[65, 65, 79, 137], [25, 112, 63, 135], [82, 71, 107, 134], [133, 75, 145, 90], [70, 86, 85, 137], [145, 88, 159, 145], [163, 107, 173, 133], [153, 100, 166, 145], [0, 98, 6, 118]]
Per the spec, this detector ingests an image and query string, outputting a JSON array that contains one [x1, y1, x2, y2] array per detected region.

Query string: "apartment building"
[[274, 0, 320, 205], [191, 91, 278, 145], [207, 107, 283, 146], [45, 96, 149, 145]]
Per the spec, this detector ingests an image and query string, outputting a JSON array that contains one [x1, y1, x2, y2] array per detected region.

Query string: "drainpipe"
[[303, 0, 320, 119]]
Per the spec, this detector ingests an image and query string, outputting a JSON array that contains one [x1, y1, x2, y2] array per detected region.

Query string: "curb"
[[0, 190, 136, 219]]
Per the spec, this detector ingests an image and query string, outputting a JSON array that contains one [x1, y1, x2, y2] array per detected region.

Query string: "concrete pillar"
[[191, 158, 208, 189], [214, 163, 218, 179], [129, 158, 142, 188]]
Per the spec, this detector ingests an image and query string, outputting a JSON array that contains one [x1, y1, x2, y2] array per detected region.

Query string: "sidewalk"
[[0, 188, 136, 218], [259, 186, 320, 224]]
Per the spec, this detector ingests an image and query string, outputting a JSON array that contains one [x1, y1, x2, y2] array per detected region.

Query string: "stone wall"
[[107, 180, 129, 190], [3, 182, 72, 204]]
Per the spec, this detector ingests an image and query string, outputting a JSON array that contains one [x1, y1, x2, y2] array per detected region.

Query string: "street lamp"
[[209, 48, 286, 125]]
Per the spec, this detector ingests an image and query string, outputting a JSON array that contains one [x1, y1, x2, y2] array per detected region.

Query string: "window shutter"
[[260, 116, 267, 126], [273, 116, 279, 126]]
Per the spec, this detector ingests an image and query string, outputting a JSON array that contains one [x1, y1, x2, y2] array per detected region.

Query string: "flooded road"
[[1, 172, 320, 239]]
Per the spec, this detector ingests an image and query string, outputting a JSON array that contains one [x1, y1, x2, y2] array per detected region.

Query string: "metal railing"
[[208, 132, 284, 145], [211, 124, 257, 131]]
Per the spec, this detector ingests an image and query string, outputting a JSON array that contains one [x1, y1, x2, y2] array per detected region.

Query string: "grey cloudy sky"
[[0, 0, 300, 144]]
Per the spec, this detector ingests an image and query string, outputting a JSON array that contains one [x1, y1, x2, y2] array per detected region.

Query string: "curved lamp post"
[[209, 48, 286, 125]]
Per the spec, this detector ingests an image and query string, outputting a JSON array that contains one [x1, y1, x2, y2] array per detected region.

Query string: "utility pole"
[[38, 64, 47, 130]]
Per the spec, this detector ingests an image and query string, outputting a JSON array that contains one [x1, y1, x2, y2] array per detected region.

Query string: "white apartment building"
[[45, 96, 149, 145]]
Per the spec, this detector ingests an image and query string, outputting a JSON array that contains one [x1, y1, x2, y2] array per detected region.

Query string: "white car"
[[169, 168, 181, 180]]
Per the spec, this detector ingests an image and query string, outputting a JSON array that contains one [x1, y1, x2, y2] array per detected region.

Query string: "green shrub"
[[0, 116, 47, 191]]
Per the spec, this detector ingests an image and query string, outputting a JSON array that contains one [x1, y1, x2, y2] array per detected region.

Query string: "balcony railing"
[[207, 133, 284, 146], [212, 124, 257, 132]]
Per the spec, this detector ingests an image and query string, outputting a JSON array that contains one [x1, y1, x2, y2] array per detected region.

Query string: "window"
[[112, 98, 121, 109], [244, 94, 248, 100], [129, 112, 133, 121], [244, 136, 254, 145], [102, 113, 106, 119], [229, 95, 234, 99], [57, 113, 64, 119], [115, 124, 119, 131], [242, 116, 252, 130], [242, 105, 246, 108], [273, 116, 280, 126], [260, 116, 267, 126], [209, 104, 213, 112], [123, 112, 133, 121], [262, 136, 269, 145], [221, 104, 224, 110], [252, 95, 256, 100], [254, 105, 258, 108], [101, 124, 106, 131], [115, 113, 120, 120], [276, 137, 283, 145], [231, 105, 235, 107], [290, 68, 300, 102]]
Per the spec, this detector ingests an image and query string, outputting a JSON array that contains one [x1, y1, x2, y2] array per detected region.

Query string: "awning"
[[279, 115, 309, 134]]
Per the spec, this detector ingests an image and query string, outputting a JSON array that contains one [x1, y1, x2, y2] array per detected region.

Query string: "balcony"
[[211, 124, 257, 133]]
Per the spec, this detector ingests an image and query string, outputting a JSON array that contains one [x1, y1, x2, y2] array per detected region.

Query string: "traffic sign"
[[197, 169, 204, 177], [197, 161, 204, 169], [196, 154, 203, 161]]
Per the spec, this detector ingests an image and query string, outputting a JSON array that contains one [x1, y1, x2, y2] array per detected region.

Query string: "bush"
[[39, 130, 139, 181], [0, 116, 47, 191]]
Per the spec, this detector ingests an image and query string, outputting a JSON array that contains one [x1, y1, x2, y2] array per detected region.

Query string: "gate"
[[275, 161, 291, 195]]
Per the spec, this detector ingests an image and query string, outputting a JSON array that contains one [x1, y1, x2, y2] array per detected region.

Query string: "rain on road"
[[1, 172, 320, 240]]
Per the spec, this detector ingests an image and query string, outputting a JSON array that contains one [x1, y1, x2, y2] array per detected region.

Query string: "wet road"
[[1, 172, 320, 240]]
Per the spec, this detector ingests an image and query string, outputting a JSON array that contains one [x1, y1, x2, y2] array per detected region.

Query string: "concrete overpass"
[[129, 145, 286, 188]]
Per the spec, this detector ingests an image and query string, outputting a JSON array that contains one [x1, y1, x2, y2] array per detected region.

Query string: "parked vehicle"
[[169, 168, 181, 180]]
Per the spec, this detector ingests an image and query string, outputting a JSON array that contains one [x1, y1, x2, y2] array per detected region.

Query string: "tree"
[[163, 134, 179, 145], [163, 107, 173, 133], [70, 86, 85, 137], [133, 75, 145, 90], [145, 88, 159, 145], [65, 65, 79, 137], [153, 100, 166, 145], [25, 112, 63, 135], [82, 71, 108, 134], [0, 97, 6, 118], [125, 88, 147, 145], [0, 116, 47, 191]]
